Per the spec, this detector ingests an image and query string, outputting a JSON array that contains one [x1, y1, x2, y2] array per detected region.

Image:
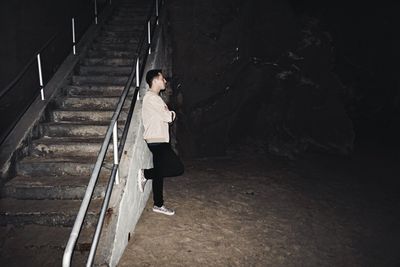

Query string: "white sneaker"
[[137, 169, 147, 192], [152, 205, 175, 216]]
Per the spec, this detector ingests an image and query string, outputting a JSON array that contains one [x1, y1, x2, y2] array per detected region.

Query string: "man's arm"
[[147, 95, 175, 123]]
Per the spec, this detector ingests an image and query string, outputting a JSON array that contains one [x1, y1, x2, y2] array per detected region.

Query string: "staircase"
[[0, 1, 150, 265]]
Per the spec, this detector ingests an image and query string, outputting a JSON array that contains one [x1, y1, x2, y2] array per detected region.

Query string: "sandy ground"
[[118, 146, 400, 267]]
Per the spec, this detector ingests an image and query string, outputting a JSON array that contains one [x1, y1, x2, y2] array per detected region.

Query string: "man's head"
[[146, 69, 167, 92]]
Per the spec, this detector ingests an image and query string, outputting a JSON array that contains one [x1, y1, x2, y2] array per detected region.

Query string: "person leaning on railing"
[[137, 69, 184, 216]]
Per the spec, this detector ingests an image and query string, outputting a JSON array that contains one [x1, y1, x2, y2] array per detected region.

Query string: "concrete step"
[[111, 11, 148, 16], [114, 7, 149, 13], [108, 14, 148, 20], [81, 57, 134, 66], [2, 175, 107, 200], [52, 109, 128, 122], [0, 247, 88, 267], [0, 224, 94, 251], [40, 121, 122, 138], [97, 33, 141, 40], [102, 24, 143, 32], [0, 198, 101, 226], [72, 74, 129, 85], [0, 225, 93, 266], [94, 36, 139, 44], [17, 156, 112, 177], [87, 49, 136, 58], [78, 65, 133, 75], [29, 137, 117, 158], [110, 14, 148, 20], [91, 42, 137, 51], [106, 20, 146, 27], [58, 96, 132, 109], [64, 85, 126, 97], [99, 30, 141, 38]]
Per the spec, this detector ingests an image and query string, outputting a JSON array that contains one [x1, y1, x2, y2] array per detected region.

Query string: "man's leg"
[[154, 143, 184, 178], [142, 143, 177, 215], [152, 176, 164, 207], [144, 144, 164, 207]]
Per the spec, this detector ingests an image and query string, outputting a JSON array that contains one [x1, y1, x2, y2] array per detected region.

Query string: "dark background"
[[1, 0, 398, 158], [167, 0, 399, 158], [0, 0, 107, 145], [290, 1, 398, 138]]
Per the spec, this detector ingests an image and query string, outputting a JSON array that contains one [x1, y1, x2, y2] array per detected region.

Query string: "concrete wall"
[[95, 9, 172, 266]]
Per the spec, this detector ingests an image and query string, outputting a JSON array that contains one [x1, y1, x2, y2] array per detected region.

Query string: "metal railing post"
[[94, 0, 98, 24], [147, 20, 151, 54], [36, 54, 45, 100], [72, 18, 76, 55], [156, 0, 159, 25], [113, 122, 119, 184], [136, 58, 140, 100]]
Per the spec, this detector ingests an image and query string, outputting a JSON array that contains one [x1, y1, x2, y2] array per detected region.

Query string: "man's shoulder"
[[143, 91, 154, 100], [144, 91, 163, 102], [143, 91, 163, 108], [144, 91, 159, 98]]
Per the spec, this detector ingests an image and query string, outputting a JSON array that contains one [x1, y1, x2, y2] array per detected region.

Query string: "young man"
[[138, 69, 184, 216]]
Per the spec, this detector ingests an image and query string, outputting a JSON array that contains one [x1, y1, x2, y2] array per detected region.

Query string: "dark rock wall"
[[289, 1, 399, 144], [168, 0, 355, 158]]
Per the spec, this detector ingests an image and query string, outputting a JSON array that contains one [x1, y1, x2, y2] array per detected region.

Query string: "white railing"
[[0, 0, 110, 146]]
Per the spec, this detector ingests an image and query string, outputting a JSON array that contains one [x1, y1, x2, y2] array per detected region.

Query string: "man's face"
[[153, 73, 167, 90]]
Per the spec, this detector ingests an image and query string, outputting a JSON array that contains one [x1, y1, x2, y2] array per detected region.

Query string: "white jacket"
[[142, 90, 176, 143]]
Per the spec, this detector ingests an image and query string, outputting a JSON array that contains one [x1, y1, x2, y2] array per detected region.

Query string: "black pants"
[[144, 142, 184, 207]]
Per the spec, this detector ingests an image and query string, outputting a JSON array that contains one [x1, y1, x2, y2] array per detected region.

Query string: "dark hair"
[[146, 69, 163, 87]]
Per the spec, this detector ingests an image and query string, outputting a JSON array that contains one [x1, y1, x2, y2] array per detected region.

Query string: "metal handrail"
[[0, 33, 59, 100], [0, 0, 105, 100], [0, 1, 108, 147], [62, 1, 161, 266]]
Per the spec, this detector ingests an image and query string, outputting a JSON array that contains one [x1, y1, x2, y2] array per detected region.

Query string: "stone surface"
[[168, 0, 355, 158]]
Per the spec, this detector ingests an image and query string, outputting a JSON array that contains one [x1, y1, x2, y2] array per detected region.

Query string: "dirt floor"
[[118, 143, 400, 267]]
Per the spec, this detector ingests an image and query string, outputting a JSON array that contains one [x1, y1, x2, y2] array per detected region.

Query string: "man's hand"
[[171, 111, 176, 122]]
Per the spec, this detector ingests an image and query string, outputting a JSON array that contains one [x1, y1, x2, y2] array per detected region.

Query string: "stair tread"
[[72, 74, 129, 78], [64, 95, 127, 99], [53, 108, 127, 112], [64, 85, 125, 89], [0, 224, 94, 249], [32, 136, 106, 144], [98, 33, 140, 37], [81, 57, 134, 61], [19, 155, 100, 164], [0, 198, 102, 215], [71, 80, 131, 86], [42, 120, 118, 126], [79, 65, 133, 69], [4, 175, 107, 188]]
